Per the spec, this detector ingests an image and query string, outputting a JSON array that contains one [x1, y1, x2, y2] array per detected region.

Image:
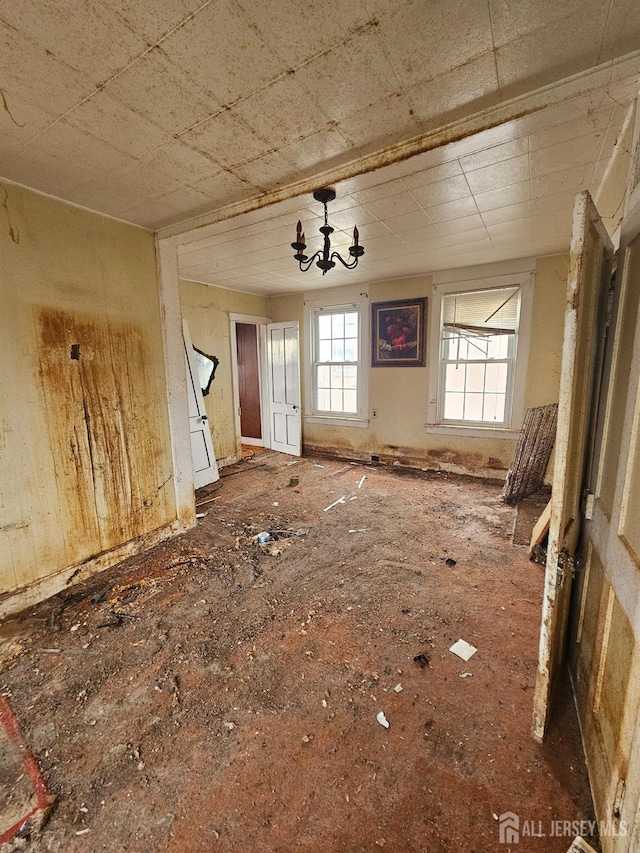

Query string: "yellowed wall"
[[271, 257, 568, 476], [179, 279, 270, 463], [0, 183, 176, 603]]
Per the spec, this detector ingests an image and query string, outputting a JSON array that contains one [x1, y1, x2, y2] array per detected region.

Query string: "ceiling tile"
[[408, 53, 500, 127], [474, 180, 531, 212], [63, 90, 170, 157], [424, 195, 478, 223], [0, 0, 147, 83], [435, 215, 486, 236], [181, 109, 273, 170], [529, 133, 608, 178], [401, 160, 464, 191], [598, 0, 640, 61], [377, 0, 494, 89], [292, 30, 399, 123], [411, 174, 472, 208], [106, 50, 221, 137], [338, 93, 422, 149], [459, 138, 529, 173], [363, 192, 422, 220], [480, 201, 532, 225], [527, 105, 616, 152], [495, 10, 608, 99], [464, 154, 530, 195], [235, 0, 372, 69], [531, 164, 588, 198], [160, 0, 290, 106], [105, 0, 210, 44]]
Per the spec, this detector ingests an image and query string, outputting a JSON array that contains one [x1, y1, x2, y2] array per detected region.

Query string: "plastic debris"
[[289, 476, 299, 486], [393, 683, 403, 693], [460, 671, 473, 678], [376, 711, 390, 728], [257, 531, 270, 543], [449, 639, 477, 661], [357, 475, 366, 489], [196, 512, 207, 519], [314, 463, 325, 468], [348, 528, 368, 533]]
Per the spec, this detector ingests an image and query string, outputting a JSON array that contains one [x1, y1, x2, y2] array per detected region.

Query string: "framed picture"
[[371, 297, 427, 367]]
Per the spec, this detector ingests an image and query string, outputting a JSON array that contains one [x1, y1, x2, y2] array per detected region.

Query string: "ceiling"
[[2, 0, 640, 294]]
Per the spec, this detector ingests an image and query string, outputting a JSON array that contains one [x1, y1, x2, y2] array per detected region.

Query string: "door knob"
[[201, 415, 208, 421]]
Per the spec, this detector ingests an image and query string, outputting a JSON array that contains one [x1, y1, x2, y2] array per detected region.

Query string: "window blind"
[[443, 286, 520, 335]]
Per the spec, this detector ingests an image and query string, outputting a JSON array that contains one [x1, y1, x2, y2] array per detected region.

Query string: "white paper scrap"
[[357, 475, 366, 489], [449, 639, 477, 662], [376, 711, 390, 728]]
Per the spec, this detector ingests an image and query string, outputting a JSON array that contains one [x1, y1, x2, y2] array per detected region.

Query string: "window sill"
[[425, 423, 520, 440], [305, 415, 369, 429]]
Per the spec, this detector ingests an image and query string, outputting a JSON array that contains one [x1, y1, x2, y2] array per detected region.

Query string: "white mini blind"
[[443, 285, 520, 335]]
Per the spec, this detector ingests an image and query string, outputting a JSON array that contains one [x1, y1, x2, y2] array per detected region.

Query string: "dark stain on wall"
[[36, 308, 173, 565]]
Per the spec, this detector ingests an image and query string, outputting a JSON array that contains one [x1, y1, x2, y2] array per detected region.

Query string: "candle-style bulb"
[[296, 220, 302, 238], [301, 232, 305, 245], [353, 225, 359, 246]]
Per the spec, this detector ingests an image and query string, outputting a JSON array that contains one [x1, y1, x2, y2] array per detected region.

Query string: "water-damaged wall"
[[0, 184, 177, 613]]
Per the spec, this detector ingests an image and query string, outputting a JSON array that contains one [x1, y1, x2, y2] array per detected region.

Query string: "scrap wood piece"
[[566, 839, 598, 853], [528, 499, 552, 559], [502, 404, 558, 505], [0, 695, 54, 845]]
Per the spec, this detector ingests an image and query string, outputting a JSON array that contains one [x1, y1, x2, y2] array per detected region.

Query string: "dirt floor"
[[0, 453, 596, 852]]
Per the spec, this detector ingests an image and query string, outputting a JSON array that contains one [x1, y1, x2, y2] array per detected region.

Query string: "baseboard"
[[0, 519, 189, 620]]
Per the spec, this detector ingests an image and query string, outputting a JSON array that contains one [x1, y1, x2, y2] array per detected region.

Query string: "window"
[[440, 286, 520, 427], [306, 298, 368, 426], [313, 308, 359, 414], [426, 269, 533, 435]]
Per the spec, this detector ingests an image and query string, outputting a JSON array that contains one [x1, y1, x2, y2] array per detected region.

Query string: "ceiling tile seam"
[[396, 181, 457, 240], [596, 0, 616, 67], [18, 0, 217, 151], [486, 0, 502, 99], [462, 165, 492, 244]]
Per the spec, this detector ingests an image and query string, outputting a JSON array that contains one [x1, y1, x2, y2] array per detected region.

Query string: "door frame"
[[229, 313, 271, 453]]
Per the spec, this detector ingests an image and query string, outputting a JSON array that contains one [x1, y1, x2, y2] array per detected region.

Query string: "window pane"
[[319, 340, 331, 361], [318, 314, 332, 339], [332, 340, 344, 361], [343, 390, 357, 413], [487, 334, 510, 359], [343, 365, 357, 389], [331, 389, 343, 411], [444, 392, 464, 420], [483, 393, 506, 422], [465, 336, 489, 360], [332, 313, 345, 337], [466, 362, 486, 393], [317, 365, 330, 388], [344, 313, 358, 336], [317, 389, 331, 410], [485, 362, 507, 393], [445, 363, 466, 392], [464, 394, 483, 421], [344, 338, 358, 361], [330, 365, 343, 387]]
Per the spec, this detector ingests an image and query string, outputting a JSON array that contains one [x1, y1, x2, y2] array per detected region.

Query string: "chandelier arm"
[[330, 251, 359, 270], [298, 250, 322, 272]]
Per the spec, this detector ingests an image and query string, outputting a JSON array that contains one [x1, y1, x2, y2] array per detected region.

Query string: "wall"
[[271, 256, 567, 477], [0, 183, 178, 615], [179, 279, 270, 464]]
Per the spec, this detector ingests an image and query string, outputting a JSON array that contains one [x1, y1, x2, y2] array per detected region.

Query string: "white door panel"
[[267, 322, 301, 456], [183, 319, 219, 488]]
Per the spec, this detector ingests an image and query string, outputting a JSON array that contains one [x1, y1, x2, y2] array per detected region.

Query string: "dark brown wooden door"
[[236, 323, 262, 440]]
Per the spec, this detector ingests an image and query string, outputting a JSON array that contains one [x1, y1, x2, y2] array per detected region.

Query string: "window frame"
[[304, 292, 369, 428], [426, 266, 534, 437]]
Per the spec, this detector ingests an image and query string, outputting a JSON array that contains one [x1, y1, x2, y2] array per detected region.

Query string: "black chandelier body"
[[291, 188, 364, 275]]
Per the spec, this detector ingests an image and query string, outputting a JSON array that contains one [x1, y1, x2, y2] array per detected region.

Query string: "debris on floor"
[[449, 639, 478, 661], [376, 711, 390, 728], [0, 453, 596, 852]]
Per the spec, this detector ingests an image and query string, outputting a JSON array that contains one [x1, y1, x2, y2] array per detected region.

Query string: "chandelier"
[[291, 188, 364, 274]]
